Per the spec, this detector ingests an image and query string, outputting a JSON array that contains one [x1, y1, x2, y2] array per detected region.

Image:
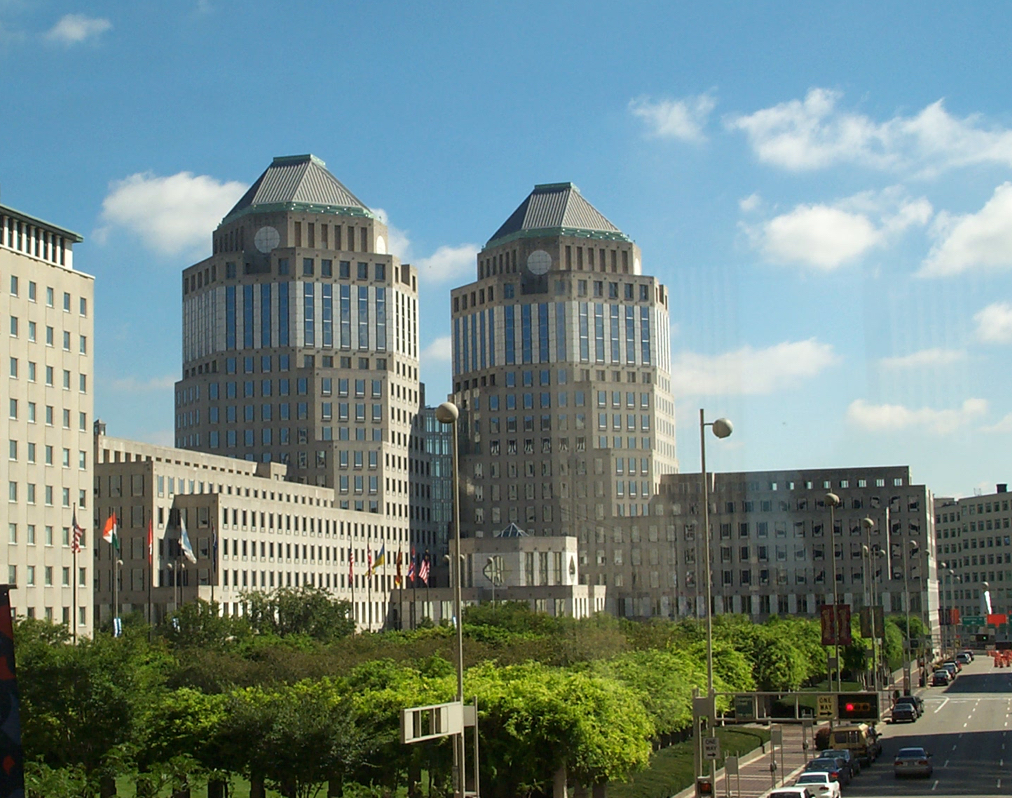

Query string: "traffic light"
[[695, 777, 713, 797], [837, 692, 879, 721]]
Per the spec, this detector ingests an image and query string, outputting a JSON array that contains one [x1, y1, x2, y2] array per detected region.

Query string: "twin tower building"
[[173, 154, 678, 592]]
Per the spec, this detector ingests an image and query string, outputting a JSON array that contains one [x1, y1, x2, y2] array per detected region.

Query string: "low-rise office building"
[[93, 431, 410, 629]]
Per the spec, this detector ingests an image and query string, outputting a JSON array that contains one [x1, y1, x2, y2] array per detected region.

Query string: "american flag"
[[407, 546, 416, 583], [349, 549, 354, 581], [71, 507, 85, 554], [419, 550, 430, 585]]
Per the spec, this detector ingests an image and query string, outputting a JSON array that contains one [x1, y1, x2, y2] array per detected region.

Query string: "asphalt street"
[[838, 655, 1012, 798]]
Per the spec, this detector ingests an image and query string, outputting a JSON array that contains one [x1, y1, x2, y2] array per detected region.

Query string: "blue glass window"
[[243, 284, 254, 348], [641, 307, 651, 364], [278, 283, 289, 346], [487, 308, 496, 367], [261, 283, 272, 347], [322, 284, 333, 348], [555, 303, 566, 361], [538, 303, 549, 363], [610, 305, 620, 364], [594, 303, 605, 363], [376, 287, 386, 351], [339, 285, 351, 349], [579, 302, 589, 362], [521, 304, 532, 364], [303, 284, 315, 346], [358, 286, 369, 349], [625, 307, 636, 364], [225, 285, 236, 350], [504, 306, 515, 365]]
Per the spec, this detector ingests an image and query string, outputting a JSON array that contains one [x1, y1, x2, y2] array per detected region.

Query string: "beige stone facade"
[[1, 202, 93, 634], [94, 433, 410, 630]]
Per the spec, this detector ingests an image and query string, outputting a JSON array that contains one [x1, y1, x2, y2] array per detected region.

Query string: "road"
[[841, 655, 1012, 798]]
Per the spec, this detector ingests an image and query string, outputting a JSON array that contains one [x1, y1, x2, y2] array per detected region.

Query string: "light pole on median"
[[826, 492, 842, 693], [698, 410, 732, 793], [436, 401, 466, 798]]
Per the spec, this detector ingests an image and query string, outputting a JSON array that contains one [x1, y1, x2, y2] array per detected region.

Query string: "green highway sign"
[[962, 615, 985, 626]]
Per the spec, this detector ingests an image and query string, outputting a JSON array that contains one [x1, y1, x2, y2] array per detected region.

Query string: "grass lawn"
[[610, 726, 772, 798], [115, 776, 287, 797]]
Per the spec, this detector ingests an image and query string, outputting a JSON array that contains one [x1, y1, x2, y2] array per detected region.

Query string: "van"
[[814, 722, 882, 765]]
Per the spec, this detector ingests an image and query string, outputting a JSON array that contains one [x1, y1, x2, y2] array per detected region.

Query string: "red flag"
[[407, 546, 416, 583], [395, 550, 403, 587], [146, 519, 153, 565], [349, 549, 354, 582]]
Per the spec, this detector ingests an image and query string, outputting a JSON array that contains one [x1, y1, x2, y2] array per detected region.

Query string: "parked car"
[[960, 649, 975, 661], [890, 703, 916, 723], [944, 658, 963, 672], [942, 662, 959, 679], [819, 748, 861, 776], [932, 669, 952, 686], [806, 757, 850, 786], [956, 651, 972, 665], [794, 772, 841, 798], [894, 746, 933, 778]]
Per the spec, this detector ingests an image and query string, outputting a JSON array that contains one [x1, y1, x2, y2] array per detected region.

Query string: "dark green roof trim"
[[223, 201, 377, 225], [0, 203, 84, 242], [483, 226, 630, 252]]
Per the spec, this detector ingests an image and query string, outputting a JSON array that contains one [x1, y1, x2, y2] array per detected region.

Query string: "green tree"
[[161, 599, 250, 651], [243, 585, 355, 642]]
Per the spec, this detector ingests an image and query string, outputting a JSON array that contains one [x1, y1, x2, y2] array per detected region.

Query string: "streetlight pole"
[[903, 540, 918, 694], [862, 518, 879, 690], [436, 401, 466, 798], [698, 409, 732, 792], [112, 556, 122, 636], [826, 493, 842, 693]]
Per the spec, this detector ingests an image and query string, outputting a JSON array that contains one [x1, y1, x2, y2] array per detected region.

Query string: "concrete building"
[[449, 182, 678, 541], [575, 465, 940, 647], [1, 201, 93, 635], [173, 154, 419, 556], [934, 484, 1012, 643], [392, 522, 606, 627], [94, 433, 409, 630]]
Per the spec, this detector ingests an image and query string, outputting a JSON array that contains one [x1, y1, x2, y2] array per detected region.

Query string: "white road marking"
[[932, 779, 939, 790], [944, 759, 950, 767], [935, 698, 949, 713], [999, 778, 1003, 789]]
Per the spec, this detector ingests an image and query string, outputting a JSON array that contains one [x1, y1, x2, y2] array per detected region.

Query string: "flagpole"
[[367, 543, 373, 631], [412, 549, 417, 630], [350, 549, 355, 630], [72, 540, 78, 645]]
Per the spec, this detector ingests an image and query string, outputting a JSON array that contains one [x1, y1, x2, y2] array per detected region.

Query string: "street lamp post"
[[112, 557, 122, 636], [826, 492, 842, 693], [903, 540, 919, 694], [861, 518, 880, 690], [698, 409, 732, 792], [436, 401, 466, 798]]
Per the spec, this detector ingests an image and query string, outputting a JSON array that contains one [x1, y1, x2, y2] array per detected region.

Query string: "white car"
[[765, 788, 816, 798], [794, 772, 842, 798]]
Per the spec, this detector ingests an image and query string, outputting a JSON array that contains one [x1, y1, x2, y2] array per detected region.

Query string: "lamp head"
[[825, 492, 841, 508], [862, 516, 875, 530], [435, 402, 459, 425], [711, 418, 733, 439]]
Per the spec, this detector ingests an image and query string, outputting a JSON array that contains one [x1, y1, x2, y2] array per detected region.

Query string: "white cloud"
[[738, 193, 761, 213], [750, 189, 931, 270], [983, 413, 1012, 433], [417, 244, 479, 283], [99, 171, 246, 257], [920, 183, 1012, 276], [846, 398, 987, 434], [45, 13, 111, 44], [879, 348, 966, 369], [670, 339, 838, 396], [974, 302, 1012, 343], [372, 208, 412, 260], [630, 93, 716, 142], [109, 375, 176, 393], [421, 336, 452, 364], [726, 89, 1012, 174]]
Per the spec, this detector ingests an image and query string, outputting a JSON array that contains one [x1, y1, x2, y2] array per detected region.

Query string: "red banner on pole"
[[820, 604, 852, 646], [0, 586, 25, 798]]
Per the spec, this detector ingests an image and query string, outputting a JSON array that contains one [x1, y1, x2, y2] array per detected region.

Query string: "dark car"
[[819, 749, 860, 776], [895, 695, 923, 718], [806, 756, 851, 786], [894, 746, 933, 778], [956, 652, 972, 665], [890, 703, 916, 723], [932, 669, 951, 686]]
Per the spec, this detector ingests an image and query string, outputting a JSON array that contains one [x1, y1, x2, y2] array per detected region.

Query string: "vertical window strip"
[[479, 309, 487, 370], [487, 307, 496, 367], [340, 285, 351, 349], [376, 287, 386, 351], [521, 304, 533, 365], [594, 303, 605, 363], [278, 283, 290, 346], [579, 302, 589, 362], [304, 283, 315, 347], [538, 303, 550, 364], [260, 283, 272, 348], [610, 305, 620, 364], [322, 284, 333, 348], [625, 306, 636, 364], [504, 306, 516, 365], [357, 286, 369, 349], [243, 284, 254, 349], [225, 285, 236, 349], [555, 302, 567, 362], [640, 306, 651, 365]]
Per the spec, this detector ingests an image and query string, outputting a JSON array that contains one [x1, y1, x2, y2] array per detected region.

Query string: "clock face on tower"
[[254, 226, 280, 253], [527, 250, 551, 275]]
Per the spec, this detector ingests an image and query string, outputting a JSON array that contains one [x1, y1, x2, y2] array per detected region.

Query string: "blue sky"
[[2, 1, 1011, 499]]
